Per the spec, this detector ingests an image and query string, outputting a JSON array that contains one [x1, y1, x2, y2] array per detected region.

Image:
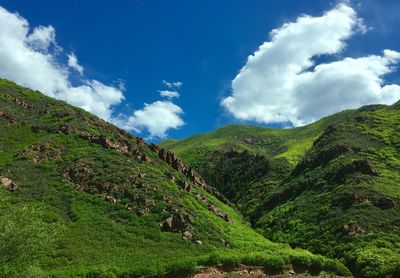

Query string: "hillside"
[[160, 111, 354, 218], [0, 78, 348, 277], [161, 103, 400, 277], [256, 103, 400, 277]]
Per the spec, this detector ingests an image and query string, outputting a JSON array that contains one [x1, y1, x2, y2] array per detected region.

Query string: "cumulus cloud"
[[119, 101, 184, 139], [159, 90, 180, 99], [0, 6, 123, 121], [222, 3, 400, 126], [162, 80, 183, 88], [67, 53, 84, 75], [0, 6, 184, 138]]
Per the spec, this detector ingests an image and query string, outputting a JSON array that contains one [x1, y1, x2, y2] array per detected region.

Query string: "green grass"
[[0, 78, 347, 277], [161, 100, 400, 277]]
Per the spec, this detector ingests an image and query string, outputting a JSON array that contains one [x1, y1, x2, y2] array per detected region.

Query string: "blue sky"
[[0, 0, 400, 141]]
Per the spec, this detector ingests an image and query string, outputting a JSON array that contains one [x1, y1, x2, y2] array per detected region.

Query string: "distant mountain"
[[0, 78, 346, 277], [161, 102, 400, 277]]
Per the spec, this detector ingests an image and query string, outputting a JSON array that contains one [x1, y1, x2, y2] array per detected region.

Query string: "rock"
[[137, 153, 150, 163], [14, 97, 33, 109], [125, 203, 134, 211], [0, 176, 19, 192], [158, 148, 168, 161], [138, 208, 150, 216], [219, 239, 229, 247], [105, 195, 117, 203], [1, 177, 12, 187], [178, 180, 193, 193], [195, 194, 206, 203], [161, 213, 187, 232], [149, 144, 161, 153], [0, 110, 16, 123], [374, 197, 397, 209], [79, 133, 129, 153], [194, 240, 202, 245], [58, 124, 74, 134], [183, 231, 193, 241], [209, 204, 229, 222], [166, 172, 175, 181], [145, 198, 156, 208], [343, 223, 365, 236], [356, 159, 380, 176], [339, 159, 379, 178]]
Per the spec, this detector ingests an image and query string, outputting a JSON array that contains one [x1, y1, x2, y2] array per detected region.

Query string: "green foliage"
[[161, 98, 400, 277], [0, 78, 347, 277]]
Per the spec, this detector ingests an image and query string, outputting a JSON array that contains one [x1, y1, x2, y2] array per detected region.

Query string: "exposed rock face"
[[0, 176, 18, 192], [79, 133, 150, 162], [339, 159, 379, 178], [14, 97, 33, 109], [105, 195, 117, 203], [296, 145, 353, 173], [209, 204, 230, 222], [0, 110, 16, 123], [343, 223, 366, 236], [161, 213, 187, 233], [17, 142, 62, 163], [178, 180, 193, 193], [149, 144, 206, 188], [1, 176, 12, 187], [374, 197, 397, 209]]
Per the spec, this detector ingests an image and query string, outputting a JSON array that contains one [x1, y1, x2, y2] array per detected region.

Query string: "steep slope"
[[162, 102, 400, 277], [255, 103, 400, 277], [160, 111, 353, 218], [0, 79, 348, 277]]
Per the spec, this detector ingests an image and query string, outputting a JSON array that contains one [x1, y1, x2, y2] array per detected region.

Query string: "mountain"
[[160, 111, 354, 218], [0, 78, 347, 278], [161, 103, 400, 277]]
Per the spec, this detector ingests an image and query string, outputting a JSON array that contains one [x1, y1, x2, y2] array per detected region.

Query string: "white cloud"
[[0, 6, 185, 138], [0, 6, 124, 121], [162, 80, 183, 88], [222, 3, 400, 126], [27, 25, 56, 51], [159, 90, 180, 99], [67, 53, 84, 75], [118, 101, 184, 139]]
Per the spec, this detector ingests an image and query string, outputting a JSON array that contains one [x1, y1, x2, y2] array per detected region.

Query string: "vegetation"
[[162, 102, 400, 277], [0, 79, 346, 277]]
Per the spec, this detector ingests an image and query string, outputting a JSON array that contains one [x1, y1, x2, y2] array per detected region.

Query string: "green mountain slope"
[[0, 79, 347, 277], [161, 102, 400, 277], [256, 103, 400, 277], [160, 111, 354, 218]]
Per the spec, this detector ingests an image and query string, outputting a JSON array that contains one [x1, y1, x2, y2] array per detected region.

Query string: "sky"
[[0, 0, 399, 141]]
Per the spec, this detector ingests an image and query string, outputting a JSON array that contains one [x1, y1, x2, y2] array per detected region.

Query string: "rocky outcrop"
[[14, 97, 33, 109], [149, 144, 206, 187], [209, 204, 229, 222], [161, 213, 187, 233], [0, 110, 16, 123], [178, 180, 193, 193], [343, 223, 366, 236], [344, 224, 364, 236], [338, 159, 379, 178], [17, 142, 62, 163], [374, 197, 397, 209], [295, 145, 353, 174], [160, 212, 201, 244], [79, 133, 150, 162]]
